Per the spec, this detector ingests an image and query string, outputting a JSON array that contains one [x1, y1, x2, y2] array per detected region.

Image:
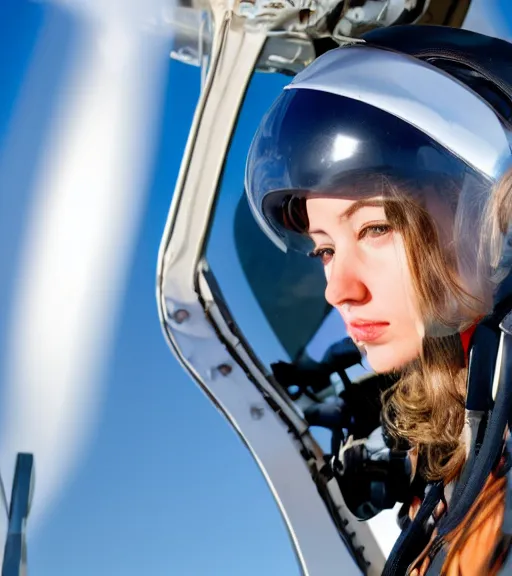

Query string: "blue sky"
[[0, 1, 300, 574], [2, 1, 512, 575]]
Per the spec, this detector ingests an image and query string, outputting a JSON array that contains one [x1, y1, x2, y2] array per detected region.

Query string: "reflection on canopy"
[[234, 193, 331, 361]]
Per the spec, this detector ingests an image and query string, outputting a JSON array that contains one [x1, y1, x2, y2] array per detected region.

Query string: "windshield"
[[204, 66, 399, 556], [205, 69, 374, 447]]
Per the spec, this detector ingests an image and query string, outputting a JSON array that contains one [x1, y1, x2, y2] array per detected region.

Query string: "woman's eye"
[[309, 247, 334, 265], [358, 223, 392, 240]]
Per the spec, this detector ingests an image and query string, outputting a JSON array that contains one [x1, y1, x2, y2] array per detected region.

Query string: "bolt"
[[217, 363, 232, 376], [250, 405, 265, 420], [173, 309, 190, 324]]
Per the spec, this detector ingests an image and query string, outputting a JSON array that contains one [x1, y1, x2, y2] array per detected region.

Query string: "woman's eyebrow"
[[308, 198, 385, 235], [344, 198, 385, 218]]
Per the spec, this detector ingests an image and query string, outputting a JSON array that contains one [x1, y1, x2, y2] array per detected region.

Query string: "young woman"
[[244, 26, 512, 575]]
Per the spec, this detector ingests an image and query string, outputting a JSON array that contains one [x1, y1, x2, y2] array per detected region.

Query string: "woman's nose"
[[324, 252, 369, 308]]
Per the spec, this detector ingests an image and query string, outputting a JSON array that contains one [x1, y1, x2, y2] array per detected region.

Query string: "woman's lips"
[[347, 321, 389, 343]]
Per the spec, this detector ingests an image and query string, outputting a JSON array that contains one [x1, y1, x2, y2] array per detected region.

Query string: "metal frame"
[[2, 454, 34, 576], [156, 7, 389, 575]]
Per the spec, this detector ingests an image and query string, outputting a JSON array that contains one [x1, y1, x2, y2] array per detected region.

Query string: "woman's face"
[[306, 196, 424, 373]]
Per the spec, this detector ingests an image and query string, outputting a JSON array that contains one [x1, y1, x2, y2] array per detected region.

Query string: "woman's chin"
[[365, 341, 421, 374]]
